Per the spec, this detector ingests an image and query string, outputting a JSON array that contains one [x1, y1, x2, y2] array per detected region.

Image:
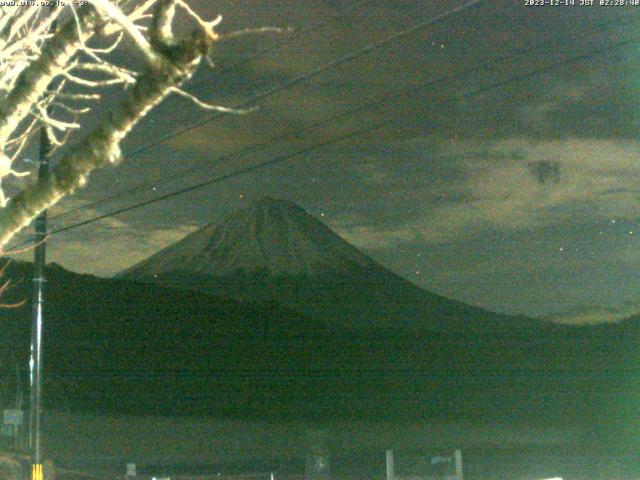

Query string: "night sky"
[[9, 0, 640, 323]]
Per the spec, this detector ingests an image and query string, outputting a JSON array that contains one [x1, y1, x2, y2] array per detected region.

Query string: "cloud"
[[541, 303, 640, 325], [9, 199, 198, 277], [527, 160, 561, 186], [336, 224, 422, 251], [327, 137, 640, 249], [50, 223, 197, 277]]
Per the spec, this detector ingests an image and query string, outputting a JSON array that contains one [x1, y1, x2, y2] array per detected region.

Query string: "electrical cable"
[[39, 35, 640, 240], [117, 0, 484, 161], [48, 8, 639, 224]]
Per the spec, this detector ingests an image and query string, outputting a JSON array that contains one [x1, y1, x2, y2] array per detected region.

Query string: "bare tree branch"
[[0, 5, 100, 148], [0, 0, 272, 249], [0, 1, 218, 247]]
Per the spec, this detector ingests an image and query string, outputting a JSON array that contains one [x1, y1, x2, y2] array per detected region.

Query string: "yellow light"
[[31, 463, 43, 480]]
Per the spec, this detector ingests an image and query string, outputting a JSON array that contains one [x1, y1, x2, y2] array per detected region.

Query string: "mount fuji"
[[121, 197, 546, 333], [0, 198, 630, 425], [123, 196, 378, 277]]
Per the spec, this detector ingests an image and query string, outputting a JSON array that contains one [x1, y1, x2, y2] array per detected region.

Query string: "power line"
[[49, 120, 387, 236], [48, 11, 640, 224], [47, 0, 484, 223], [9, 0, 488, 252], [119, 0, 483, 161], [40, 35, 640, 241]]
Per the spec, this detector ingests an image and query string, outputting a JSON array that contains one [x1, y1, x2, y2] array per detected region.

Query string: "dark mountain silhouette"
[[0, 259, 634, 442], [0, 195, 636, 442], [120, 197, 549, 333]]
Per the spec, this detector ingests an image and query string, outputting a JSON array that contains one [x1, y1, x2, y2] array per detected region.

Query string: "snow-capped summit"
[[122, 196, 379, 278]]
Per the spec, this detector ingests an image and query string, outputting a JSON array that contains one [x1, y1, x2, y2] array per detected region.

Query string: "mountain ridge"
[[122, 196, 380, 278], [0, 258, 634, 431], [121, 197, 552, 333]]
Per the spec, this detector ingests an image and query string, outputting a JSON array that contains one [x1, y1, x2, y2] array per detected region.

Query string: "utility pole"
[[386, 449, 394, 480], [30, 4, 56, 468], [29, 112, 50, 480]]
